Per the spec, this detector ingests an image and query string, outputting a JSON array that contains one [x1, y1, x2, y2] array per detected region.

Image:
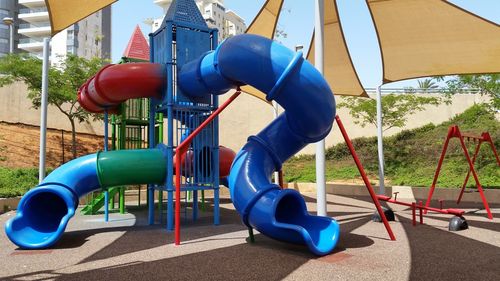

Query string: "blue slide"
[[179, 34, 339, 255]]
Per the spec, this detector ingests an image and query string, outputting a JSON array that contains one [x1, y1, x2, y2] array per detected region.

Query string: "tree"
[[417, 78, 439, 93], [440, 74, 499, 109], [0, 54, 105, 159], [337, 94, 442, 131]]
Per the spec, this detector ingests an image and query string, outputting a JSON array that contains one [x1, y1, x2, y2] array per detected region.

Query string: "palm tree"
[[418, 78, 439, 93]]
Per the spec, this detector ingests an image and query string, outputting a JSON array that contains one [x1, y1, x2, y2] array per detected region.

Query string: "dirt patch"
[[0, 122, 105, 169]]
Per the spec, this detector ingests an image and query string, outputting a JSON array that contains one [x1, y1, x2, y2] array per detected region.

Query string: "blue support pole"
[[147, 33, 156, 226], [192, 189, 198, 221], [165, 22, 175, 232], [104, 110, 109, 222]]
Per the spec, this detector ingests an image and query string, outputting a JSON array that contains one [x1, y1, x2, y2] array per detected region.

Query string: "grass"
[[283, 104, 500, 188], [0, 167, 40, 198]]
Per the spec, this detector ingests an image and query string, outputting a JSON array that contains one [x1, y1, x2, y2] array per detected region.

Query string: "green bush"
[[0, 167, 40, 198]]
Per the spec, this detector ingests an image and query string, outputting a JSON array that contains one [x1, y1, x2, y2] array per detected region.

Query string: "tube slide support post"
[[39, 38, 50, 183], [376, 85, 385, 195], [314, 0, 327, 216], [272, 101, 280, 185]]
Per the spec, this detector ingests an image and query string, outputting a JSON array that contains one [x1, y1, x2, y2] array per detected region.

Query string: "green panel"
[[97, 149, 167, 188], [81, 187, 120, 215]]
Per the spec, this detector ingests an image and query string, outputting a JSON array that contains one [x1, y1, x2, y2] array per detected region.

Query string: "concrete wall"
[[0, 81, 104, 135], [218, 91, 491, 155], [0, 82, 492, 155]]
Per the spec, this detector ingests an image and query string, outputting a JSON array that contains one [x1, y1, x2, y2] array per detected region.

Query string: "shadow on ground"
[[398, 215, 500, 281], [4, 205, 375, 281]]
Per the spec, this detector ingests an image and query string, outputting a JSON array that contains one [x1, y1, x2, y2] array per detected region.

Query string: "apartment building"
[[0, 0, 19, 56], [152, 0, 246, 41], [15, 0, 111, 65]]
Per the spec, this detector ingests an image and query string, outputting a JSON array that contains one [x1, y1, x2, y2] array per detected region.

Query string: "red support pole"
[[424, 126, 454, 213], [412, 202, 416, 226], [484, 132, 500, 165], [335, 115, 396, 241], [419, 201, 423, 225], [173, 91, 242, 245], [457, 134, 493, 219], [175, 152, 182, 245], [457, 140, 482, 204]]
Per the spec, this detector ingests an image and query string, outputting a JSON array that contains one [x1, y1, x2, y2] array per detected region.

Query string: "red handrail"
[[174, 90, 242, 245]]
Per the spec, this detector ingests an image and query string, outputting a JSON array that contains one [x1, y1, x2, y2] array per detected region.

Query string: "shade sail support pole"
[[39, 37, 50, 183], [315, 0, 327, 216], [376, 85, 385, 194]]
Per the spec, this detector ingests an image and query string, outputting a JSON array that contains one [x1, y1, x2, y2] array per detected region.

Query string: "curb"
[[0, 197, 21, 214], [286, 182, 500, 205]]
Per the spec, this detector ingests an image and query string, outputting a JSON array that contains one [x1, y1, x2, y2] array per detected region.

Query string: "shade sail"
[[242, 0, 284, 103], [246, 0, 284, 38], [46, 0, 116, 35], [307, 0, 368, 97], [367, 0, 500, 83]]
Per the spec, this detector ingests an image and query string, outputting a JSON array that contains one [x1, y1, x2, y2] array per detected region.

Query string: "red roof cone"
[[123, 25, 150, 61]]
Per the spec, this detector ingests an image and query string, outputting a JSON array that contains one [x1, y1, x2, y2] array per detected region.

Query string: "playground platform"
[[0, 193, 499, 281]]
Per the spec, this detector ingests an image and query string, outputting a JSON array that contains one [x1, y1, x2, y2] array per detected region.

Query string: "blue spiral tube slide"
[[179, 34, 339, 255]]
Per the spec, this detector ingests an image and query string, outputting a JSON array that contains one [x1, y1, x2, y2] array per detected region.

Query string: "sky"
[[111, 0, 500, 89]]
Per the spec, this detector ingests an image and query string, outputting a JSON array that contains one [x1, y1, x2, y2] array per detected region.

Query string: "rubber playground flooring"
[[0, 193, 499, 281]]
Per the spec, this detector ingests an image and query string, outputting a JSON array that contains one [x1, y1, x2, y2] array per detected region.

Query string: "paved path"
[[0, 193, 499, 281]]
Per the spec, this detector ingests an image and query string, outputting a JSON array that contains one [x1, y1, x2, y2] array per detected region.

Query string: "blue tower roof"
[[164, 0, 208, 28]]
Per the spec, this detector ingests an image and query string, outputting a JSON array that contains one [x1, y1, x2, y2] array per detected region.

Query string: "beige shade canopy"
[[242, 0, 285, 103], [46, 0, 117, 35], [367, 0, 500, 83], [307, 0, 368, 97]]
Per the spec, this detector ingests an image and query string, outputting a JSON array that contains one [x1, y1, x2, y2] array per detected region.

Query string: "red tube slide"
[[78, 63, 166, 113]]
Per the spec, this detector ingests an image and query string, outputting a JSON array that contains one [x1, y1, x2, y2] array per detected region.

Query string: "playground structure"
[[4, 1, 354, 256]]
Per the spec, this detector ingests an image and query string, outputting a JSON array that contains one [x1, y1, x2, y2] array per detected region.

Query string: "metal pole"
[[38, 38, 50, 183], [376, 85, 385, 194], [9, 23, 13, 53], [314, 0, 327, 216], [104, 110, 109, 222], [3, 17, 14, 53], [272, 101, 279, 185]]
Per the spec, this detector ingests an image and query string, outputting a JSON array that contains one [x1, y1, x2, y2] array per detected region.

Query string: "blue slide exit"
[[4, 155, 100, 249], [179, 34, 339, 255]]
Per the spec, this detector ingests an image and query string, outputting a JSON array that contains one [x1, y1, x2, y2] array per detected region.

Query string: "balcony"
[[18, 38, 44, 52], [18, 23, 51, 38], [18, 0, 46, 9], [19, 11, 49, 24]]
